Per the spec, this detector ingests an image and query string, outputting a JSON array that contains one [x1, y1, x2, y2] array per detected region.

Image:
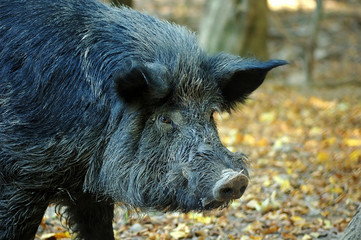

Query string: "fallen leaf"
[[350, 149, 361, 162], [282, 232, 297, 240], [243, 134, 256, 146], [273, 175, 292, 192], [170, 224, 190, 240], [343, 138, 361, 147], [259, 111, 276, 123], [263, 225, 278, 234], [317, 151, 329, 163], [40, 232, 71, 239]]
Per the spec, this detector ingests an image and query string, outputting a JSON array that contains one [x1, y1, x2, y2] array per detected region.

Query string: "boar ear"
[[220, 59, 288, 103], [113, 60, 169, 106], [210, 54, 287, 108]]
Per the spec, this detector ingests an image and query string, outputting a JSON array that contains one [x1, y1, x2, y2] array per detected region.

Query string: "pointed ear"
[[220, 59, 288, 103], [113, 60, 169, 106], [209, 54, 288, 109]]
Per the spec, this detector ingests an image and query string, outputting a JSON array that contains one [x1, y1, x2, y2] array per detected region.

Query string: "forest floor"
[[36, 0, 360, 239]]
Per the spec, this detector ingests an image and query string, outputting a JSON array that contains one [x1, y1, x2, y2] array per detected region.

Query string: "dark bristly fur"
[[0, 0, 287, 239]]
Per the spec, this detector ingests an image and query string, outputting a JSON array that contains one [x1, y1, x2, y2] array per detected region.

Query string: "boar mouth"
[[200, 198, 229, 210]]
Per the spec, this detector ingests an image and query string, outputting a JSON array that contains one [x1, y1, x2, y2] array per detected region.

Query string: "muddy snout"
[[213, 170, 249, 202]]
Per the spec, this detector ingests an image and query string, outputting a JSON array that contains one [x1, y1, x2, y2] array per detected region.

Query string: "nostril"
[[220, 187, 233, 196], [239, 186, 247, 196]]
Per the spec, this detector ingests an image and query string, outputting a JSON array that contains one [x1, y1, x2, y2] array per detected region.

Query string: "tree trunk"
[[340, 205, 361, 240], [303, 0, 323, 85], [239, 0, 268, 59], [199, 0, 269, 59]]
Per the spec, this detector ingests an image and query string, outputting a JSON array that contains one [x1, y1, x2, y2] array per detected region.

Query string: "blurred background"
[[102, 0, 360, 87], [38, 1, 361, 239]]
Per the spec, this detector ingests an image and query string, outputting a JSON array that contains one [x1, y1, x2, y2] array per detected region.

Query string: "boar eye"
[[159, 116, 172, 124]]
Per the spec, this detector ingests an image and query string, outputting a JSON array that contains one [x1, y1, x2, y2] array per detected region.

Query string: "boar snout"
[[212, 169, 249, 202]]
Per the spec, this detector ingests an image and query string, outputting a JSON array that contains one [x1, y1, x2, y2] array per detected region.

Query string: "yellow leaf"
[[323, 137, 336, 146], [291, 215, 304, 222], [259, 111, 276, 123], [281, 179, 291, 192], [170, 231, 188, 240], [311, 232, 320, 238], [321, 210, 329, 217], [243, 134, 256, 146], [235, 212, 246, 218], [256, 191, 281, 213], [343, 138, 361, 147], [317, 152, 329, 163], [170, 224, 190, 240], [273, 175, 283, 184], [40, 232, 71, 239], [54, 232, 71, 239], [350, 150, 361, 162], [195, 215, 212, 224], [263, 178, 271, 187], [259, 198, 271, 212], [246, 199, 261, 211], [257, 138, 270, 147], [286, 168, 293, 175], [228, 234, 236, 240], [333, 186, 343, 194], [309, 97, 335, 109], [250, 236, 262, 240], [302, 234, 312, 240], [310, 126, 322, 136], [324, 219, 332, 229], [240, 236, 251, 240], [231, 200, 241, 208], [300, 184, 312, 194], [273, 175, 292, 192]]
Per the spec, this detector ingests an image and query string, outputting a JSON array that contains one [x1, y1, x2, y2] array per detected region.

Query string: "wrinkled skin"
[[0, 0, 287, 239]]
